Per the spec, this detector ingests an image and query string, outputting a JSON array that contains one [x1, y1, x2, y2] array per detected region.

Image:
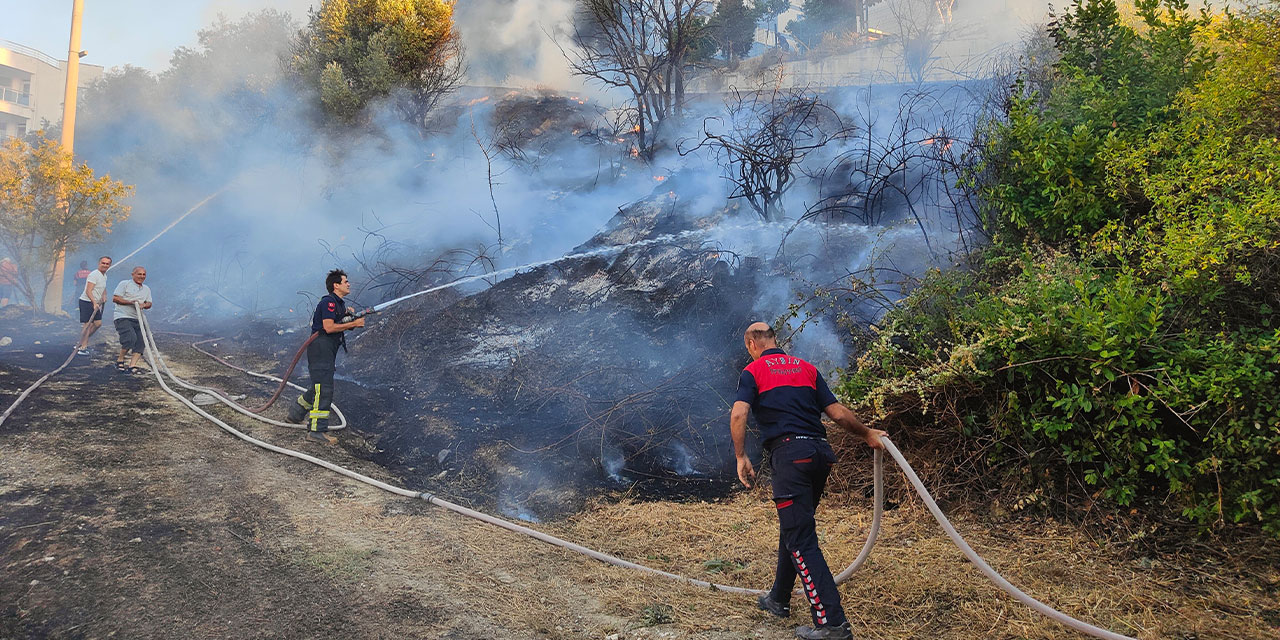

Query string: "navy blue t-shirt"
[[735, 348, 838, 446], [311, 293, 347, 334]]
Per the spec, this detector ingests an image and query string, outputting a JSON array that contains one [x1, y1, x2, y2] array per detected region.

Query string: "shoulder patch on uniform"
[[328, 302, 336, 311]]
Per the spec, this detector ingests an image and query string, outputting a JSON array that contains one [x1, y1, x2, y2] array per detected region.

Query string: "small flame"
[[653, 175, 667, 182], [919, 137, 953, 151], [466, 96, 491, 106]]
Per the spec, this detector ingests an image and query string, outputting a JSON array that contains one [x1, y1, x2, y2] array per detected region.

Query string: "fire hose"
[[0, 320, 98, 427], [0, 189, 227, 428], [182, 307, 377, 423], [132, 304, 1137, 640]]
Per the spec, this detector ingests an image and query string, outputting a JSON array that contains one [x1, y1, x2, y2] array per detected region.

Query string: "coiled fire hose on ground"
[[132, 304, 1137, 640]]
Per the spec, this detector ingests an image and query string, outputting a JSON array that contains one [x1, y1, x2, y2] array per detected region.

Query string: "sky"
[[0, 0, 317, 71]]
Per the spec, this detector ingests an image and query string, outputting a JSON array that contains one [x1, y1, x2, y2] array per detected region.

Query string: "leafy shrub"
[[841, 3, 1280, 537], [967, 0, 1212, 245]]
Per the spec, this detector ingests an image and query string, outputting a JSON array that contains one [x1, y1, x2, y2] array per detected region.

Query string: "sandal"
[[115, 362, 127, 371]]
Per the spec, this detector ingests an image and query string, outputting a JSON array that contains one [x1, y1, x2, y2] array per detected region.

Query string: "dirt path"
[[2, 323, 1278, 639], [0, 331, 779, 640]]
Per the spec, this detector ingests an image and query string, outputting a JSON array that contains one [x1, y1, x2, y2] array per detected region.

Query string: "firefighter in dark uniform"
[[288, 269, 365, 443], [731, 322, 886, 640]]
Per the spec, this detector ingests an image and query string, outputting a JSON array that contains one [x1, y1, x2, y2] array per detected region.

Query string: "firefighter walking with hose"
[[732, 322, 886, 640], [289, 269, 364, 443]]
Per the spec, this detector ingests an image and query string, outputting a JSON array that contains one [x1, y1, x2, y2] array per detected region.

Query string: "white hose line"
[[880, 438, 1137, 640], [0, 348, 79, 428], [133, 307, 761, 595], [150, 345, 348, 430], [834, 448, 883, 583], [184, 335, 345, 430], [150, 337, 347, 431], [0, 321, 96, 428], [136, 306, 1138, 638]]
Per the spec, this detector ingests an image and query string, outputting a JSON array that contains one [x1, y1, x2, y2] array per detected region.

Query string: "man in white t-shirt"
[[111, 266, 153, 373], [76, 255, 112, 355]]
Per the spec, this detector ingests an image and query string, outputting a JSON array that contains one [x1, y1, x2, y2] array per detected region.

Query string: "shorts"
[[115, 318, 143, 354], [79, 299, 104, 323]]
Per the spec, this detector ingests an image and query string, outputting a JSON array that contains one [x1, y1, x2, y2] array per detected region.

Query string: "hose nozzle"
[[345, 308, 377, 322]]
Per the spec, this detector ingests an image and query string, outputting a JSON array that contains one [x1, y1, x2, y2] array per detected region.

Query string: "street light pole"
[[44, 0, 84, 314]]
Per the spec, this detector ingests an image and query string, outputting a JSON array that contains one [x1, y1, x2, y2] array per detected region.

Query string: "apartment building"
[[0, 39, 103, 139]]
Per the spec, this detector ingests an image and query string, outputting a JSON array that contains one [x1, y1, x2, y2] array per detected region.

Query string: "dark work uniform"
[[735, 348, 846, 629], [288, 293, 347, 432]]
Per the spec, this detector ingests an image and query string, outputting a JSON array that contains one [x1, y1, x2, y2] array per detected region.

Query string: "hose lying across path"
[[132, 304, 1137, 640], [0, 189, 228, 428], [0, 321, 96, 427], [173, 333, 350, 431], [190, 333, 323, 415]]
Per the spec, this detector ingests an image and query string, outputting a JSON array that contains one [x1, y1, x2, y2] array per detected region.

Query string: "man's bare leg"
[[77, 320, 102, 349]]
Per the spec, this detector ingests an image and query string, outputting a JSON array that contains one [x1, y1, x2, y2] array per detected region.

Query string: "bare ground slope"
[[1, 323, 1278, 639]]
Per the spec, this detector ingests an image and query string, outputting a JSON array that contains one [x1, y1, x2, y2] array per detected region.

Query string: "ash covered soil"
[[2, 308, 1279, 639]]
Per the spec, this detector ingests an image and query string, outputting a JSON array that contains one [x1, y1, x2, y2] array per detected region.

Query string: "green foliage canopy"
[[291, 0, 464, 129], [843, 1, 1280, 537], [0, 136, 132, 308]]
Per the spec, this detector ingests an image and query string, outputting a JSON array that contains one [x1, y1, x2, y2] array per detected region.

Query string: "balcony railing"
[[1, 40, 61, 68], [0, 87, 30, 107]]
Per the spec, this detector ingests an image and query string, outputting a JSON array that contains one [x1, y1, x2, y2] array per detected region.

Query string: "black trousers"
[[766, 437, 847, 628], [289, 333, 339, 432]]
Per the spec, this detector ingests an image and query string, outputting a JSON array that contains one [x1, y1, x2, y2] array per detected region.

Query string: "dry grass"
[[540, 490, 1279, 639]]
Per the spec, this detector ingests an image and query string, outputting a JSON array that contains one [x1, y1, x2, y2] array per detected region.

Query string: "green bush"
[[967, 0, 1212, 245], [845, 255, 1280, 535], [841, 3, 1280, 536]]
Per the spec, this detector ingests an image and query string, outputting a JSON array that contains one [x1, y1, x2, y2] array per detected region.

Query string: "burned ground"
[[340, 187, 768, 521], [2, 293, 1278, 639]]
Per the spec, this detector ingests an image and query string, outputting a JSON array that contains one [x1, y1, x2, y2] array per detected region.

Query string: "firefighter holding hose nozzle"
[[289, 269, 365, 444]]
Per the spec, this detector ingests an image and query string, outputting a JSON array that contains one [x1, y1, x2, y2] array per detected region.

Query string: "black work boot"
[[757, 594, 791, 618], [287, 400, 307, 424], [795, 622, 853, 640]]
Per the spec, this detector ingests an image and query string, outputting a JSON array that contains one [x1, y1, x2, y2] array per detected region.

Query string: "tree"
[[0, 136, 131, 308], [788, 0, 875, 49], [683, 88, 851, 221], [291, 0, 464, 131], [710, 0, 759, 60], [756, 0, 791, 47], [566, 0, 714, 160], [885, 0, 958, 83]]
